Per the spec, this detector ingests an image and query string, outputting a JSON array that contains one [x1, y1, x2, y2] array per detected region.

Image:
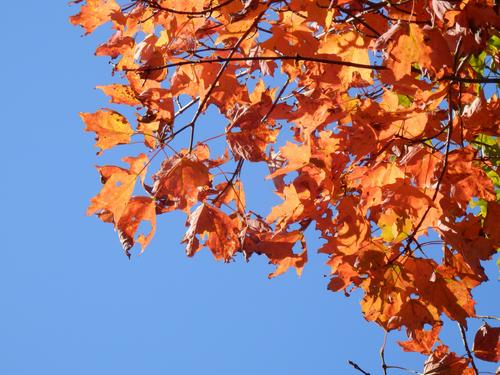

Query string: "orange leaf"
[[80, 109, 134, 154], [318, 31, 372, 88], [152, 155, 211, 212], [182, 204, 240, 261], [399, 325, 441, 354], [266, 184, 304, 230], [87, 154, 149, 224], [267, 142, 311, 179], [243, 228, 307, 278], [70, 0, 120, 35], [117, 197, 156, 257], [423, 345, 471, 375], [97, 84, 141, 106]]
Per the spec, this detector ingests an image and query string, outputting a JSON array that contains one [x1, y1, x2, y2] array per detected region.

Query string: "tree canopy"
[[71, 0, 500, 372]]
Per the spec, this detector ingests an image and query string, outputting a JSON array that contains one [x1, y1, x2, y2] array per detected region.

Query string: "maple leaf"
[[321, 196, 370, 256], [152, 154, 211, 212], [318, 31, 373, 88], [70, 0, 120, 35], [95, 30, 134, 59], [117, 196, 156, 257], [97, 84, 141, 106], [243, 226, 307, 278], [267, 142, 311, 179], [87, 154, 149, 224], [405, 258, 476, 325], [423, 345, 472, 375], [266, 184, 306, 231], [226, 101, 278, 162], [213, 181, 246, 214], [182, 204, 241, 261], [398, 324, 441, 355], [472, 323, 500, 362], [80, 109, 134, 154]]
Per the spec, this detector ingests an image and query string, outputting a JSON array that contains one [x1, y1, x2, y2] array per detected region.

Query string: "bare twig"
[[380, 330, 388, 375], [386, 37, 464, 266], [458, 323, 479, 375], [348, 360, 371, 375], [386, 365, 421, 374], [174, 97, 199, 118], [474, 315, 500, 321], [441, 76, 500, 84], [261, 78, 290, 122], [185, 8, 269, 151], [212, 159, 245, 204], [125, 54, 388, 73], [141, 0, 235, 16]]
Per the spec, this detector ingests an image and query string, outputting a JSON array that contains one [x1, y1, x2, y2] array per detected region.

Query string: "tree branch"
[[125, 54, 388, 73], [348, 360, 371, 375], [474, 315, 500, 321], [185, 8, 269, 151], [141, 0, 235, 16], [458, 323, 479, 375], [380, 330, 388, 375], [441, 76, 500, 84]]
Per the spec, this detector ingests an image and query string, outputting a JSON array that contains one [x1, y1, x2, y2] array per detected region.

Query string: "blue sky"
[[0, 2, 498, 374]]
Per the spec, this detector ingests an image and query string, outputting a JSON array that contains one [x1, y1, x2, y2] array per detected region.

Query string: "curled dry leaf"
[[117, 196, 156, 257], [473, 323, 500, 362], [182, 204, 240, 261], [423, 345, 472, 375]]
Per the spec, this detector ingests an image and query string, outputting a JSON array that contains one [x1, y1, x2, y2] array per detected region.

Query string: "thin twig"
[[212, 159, 244, 204], [474, 315, 500, 321], [185, 8, 269, 151], [458, 323, 479, 375], [261, 78, 290, 122], [141, 0, 235, 16], [124, 54, 388, 73], [174, 97, 199, 118], [441, 76, 500, 84], [380, 330, 388, 375], [348, 360, 371, 375], [386, 37, 463, 266], [386, 365, 421, 374], [280, 86, 307, 101]]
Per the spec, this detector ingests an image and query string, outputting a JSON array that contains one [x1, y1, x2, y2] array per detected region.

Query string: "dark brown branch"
[[141, 0, 235, 16], [128, 57, 496, 85], [387, 38, 464, 266], [212, 159, 245, 204], [186, 9, 268, 151], [348, 360, 371, 375], [474, 315, 500, 321], [458, 323, 479, 375], [338, 7, 382, 37], [441, 76, 500, 84], [261, 78, 290, 122], [125, 55, 388, 73]]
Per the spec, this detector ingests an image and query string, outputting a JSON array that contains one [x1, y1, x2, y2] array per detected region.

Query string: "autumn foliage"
[[71, 0, 499, 372]]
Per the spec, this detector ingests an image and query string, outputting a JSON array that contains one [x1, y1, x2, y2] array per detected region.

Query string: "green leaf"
[[398, 94, 412, 108]]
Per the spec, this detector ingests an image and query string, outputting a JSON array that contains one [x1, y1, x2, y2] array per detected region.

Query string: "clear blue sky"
[[0, 2, 497, 374]]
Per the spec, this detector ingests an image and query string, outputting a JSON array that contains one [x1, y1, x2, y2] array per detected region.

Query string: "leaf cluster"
[[71, 0, 500, 371]]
